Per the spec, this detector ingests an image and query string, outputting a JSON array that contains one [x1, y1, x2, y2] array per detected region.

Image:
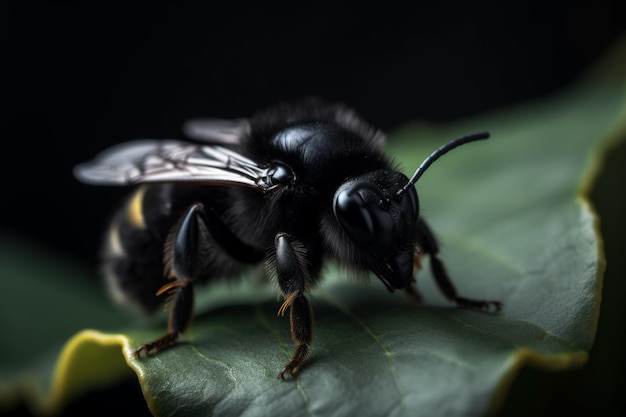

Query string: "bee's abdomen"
[[100, 184, 252, 314], [101, 185, 174, 314]]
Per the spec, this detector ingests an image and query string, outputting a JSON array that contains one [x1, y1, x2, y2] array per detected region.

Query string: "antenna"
[[396, 132, 490, 196]]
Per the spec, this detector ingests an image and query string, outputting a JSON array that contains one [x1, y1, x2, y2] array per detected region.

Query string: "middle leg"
[[416, 218, 502, 311]]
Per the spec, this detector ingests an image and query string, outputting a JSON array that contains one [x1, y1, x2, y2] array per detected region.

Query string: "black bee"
[[74, 99, 501, 379]]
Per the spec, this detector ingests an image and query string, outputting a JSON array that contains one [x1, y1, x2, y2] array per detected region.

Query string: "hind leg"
[[134, 202, 263, 357]]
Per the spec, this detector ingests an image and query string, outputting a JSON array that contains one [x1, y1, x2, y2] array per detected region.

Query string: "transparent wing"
[[74, 140, 274, 192], [182, 118, 250, 144]]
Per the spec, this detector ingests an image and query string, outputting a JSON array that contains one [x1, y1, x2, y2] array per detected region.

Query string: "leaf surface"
[[2, 41, 625, 417]]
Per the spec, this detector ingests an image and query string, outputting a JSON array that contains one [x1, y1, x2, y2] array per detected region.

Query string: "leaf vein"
[[296, 378, 317, 417], [255, 304, 290, 356]]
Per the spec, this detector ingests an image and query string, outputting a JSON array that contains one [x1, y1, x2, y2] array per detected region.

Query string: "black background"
[[4, 2, 622, 265], [3, 2, 625, 416]]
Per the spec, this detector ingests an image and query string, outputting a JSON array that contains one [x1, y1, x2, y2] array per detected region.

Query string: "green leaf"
[[0, 236, 134, 415], [3, 40, 625, 417]]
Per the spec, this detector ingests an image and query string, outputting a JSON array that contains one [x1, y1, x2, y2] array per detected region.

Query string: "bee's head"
[[332, 132, 490, 290], [333, 171, 418, 290]]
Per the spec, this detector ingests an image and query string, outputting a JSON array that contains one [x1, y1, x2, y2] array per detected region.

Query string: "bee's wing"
[[74, 140, 273, 192], [182, 118, 250, 145]]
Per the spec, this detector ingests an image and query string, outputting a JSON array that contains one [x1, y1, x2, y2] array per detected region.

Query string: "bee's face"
[[333, 170, 419, 289]]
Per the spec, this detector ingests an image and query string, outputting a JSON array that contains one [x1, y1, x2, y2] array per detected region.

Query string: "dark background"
[[3, 2, 625, 416], [3, 2, 622, 265]]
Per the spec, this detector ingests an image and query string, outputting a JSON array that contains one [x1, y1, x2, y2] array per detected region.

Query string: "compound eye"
[[333, 183, 381, 246]]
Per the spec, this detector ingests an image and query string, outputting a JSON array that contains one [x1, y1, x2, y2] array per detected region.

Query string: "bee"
[[74, 99, 501, 379]]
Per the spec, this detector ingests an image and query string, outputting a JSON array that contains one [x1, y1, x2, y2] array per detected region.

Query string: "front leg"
[[273, 232, 314, 379], [417, 218, 502, 311]]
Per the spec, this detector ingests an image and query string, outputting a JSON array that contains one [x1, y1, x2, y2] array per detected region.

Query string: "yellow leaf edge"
[[5, 329, 138, 416], [484, 70, 626, 416], [485, 348, 590, 417], [21, 316, 595, 417]]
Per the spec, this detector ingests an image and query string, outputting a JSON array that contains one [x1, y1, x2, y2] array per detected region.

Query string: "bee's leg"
[[273, 232, 314, 380], [133, 203, 205, 358], [200, 204, 265, 264], [417, 218, 502, 311], [133, 202, 264, 358], [133, 281, 195, 357]]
